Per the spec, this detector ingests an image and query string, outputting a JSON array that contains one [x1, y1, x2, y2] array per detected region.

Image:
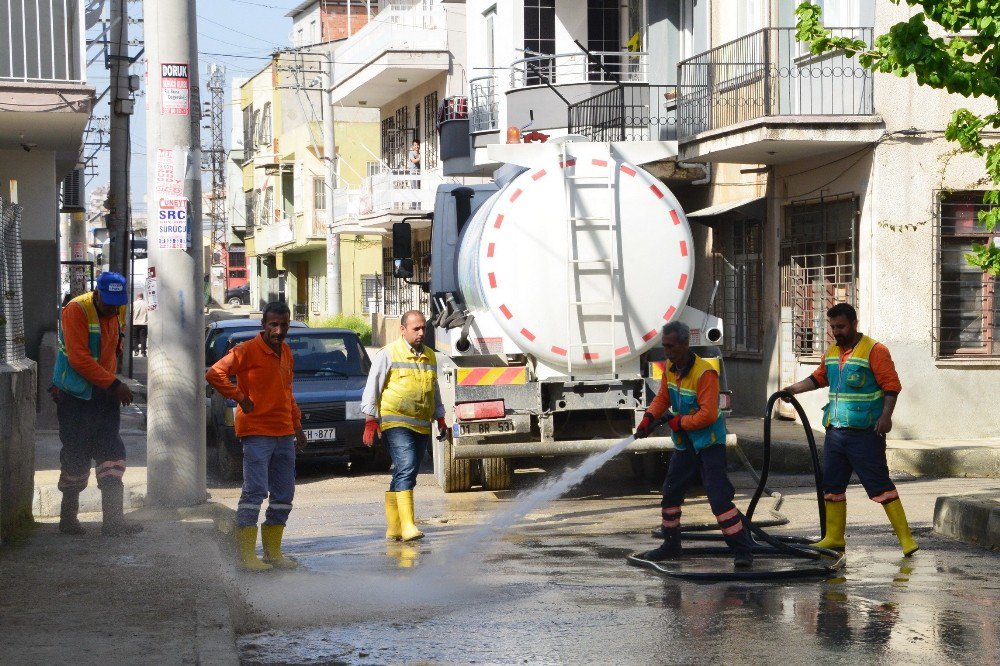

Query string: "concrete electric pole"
[[144, 0, 208, 507], [107, 0, 131, 275], [324, 56, 342, 316]]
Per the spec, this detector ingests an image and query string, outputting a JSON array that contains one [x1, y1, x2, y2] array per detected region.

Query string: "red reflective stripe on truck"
[[670, 210, 681, 225], [532, 169, 547, 180], [615, 346, 631, 357], [551, 346, 567, 356], [663, 305, 677, 321], [499, 305, 513, 319], [678, 273, 688, 290], [620, 165, 636, 177], [459, 368, 490, 386], [496, 367, 526, 384], [487, 243, 495, 258], [679, 241, 688, 257], [560, 158, 576, 168], [494, 214, 504, 229], [583, 352, 600, 360], [510, 189, 523, 202], [488, 272, 497, 288], [592, 158, 608, 167], [521, 328, 536, 341], [650, 184, 664, 199], [642, 329, 658, 342]]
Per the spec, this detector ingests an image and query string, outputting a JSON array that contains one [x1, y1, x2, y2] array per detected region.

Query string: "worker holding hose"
[[782, 302, 918, 557], [361, 310, 448, 542], [634, 321, 755, 568]]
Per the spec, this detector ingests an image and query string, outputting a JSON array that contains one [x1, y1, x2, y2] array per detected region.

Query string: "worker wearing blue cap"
[[50, 272, 143, 536]]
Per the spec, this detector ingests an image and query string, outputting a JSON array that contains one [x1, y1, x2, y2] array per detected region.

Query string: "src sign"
[[160, 62, 189, 115]]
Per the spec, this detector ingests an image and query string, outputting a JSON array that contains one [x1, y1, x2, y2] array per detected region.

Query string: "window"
[[587, 0, 621, 81], [261, 187, 275, 224], [714, 218, 763, 354], [423, 91, 438, 169], [524, 0, 556, 85], [935, 191, 1000, 356], [781, 197, 857, 359], [381, 107, 411, 171], [484, 7, 496, 70], [814, 0, 860, 27], [361, 274, 380, 314], [228, 248, 246, 268], [313, 177, 327, 210], [366, 160, 381, 177], [228, 269, 246, 279]]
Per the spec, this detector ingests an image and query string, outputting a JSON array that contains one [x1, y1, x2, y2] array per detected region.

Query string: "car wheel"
[[227, 296, 243, 306], [215, 435, 243, 482]]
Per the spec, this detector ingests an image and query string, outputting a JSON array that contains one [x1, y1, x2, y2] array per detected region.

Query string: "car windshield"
[[206, 325, 260, 365], [285, 333, 370, 377]]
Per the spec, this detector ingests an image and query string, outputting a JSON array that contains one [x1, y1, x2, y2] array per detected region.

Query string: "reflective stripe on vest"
[[379, 337, 437, 434], [822, 335, 885, 429], [665, 354, 727, 452], [51, 292, 125, 400]]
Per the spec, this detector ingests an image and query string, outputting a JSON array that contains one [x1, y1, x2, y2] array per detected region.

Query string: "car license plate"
[[304, 428, 336, 442], [458, 420, 514, 436]]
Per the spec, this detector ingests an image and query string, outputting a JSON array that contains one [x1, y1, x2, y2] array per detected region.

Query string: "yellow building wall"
[[334, 120, 380, 187], [340, 233, 382, 316]]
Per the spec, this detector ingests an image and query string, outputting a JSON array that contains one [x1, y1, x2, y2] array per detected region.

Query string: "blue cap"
[[96, 271, 128, 306]]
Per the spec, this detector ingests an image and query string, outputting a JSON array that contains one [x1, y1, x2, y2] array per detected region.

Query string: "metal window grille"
[[381, 107, 412, 171], [313, 177, 326, 210], [361, 274, 380, 314], [470, 76, 498, 132], [781, 196, 857, 360], [423, 91, 439, 169], [0, 198, 26, 362], [380, 242, 430, 316], [933, 191, 1000, 357], [713, 218, 763, 354]]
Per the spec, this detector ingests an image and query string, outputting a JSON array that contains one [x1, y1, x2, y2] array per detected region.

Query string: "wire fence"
[[0, 197, 26, 363]]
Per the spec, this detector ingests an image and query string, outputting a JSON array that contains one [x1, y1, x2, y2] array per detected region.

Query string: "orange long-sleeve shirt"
[[647, 362, 720, 431], [62, 300, 121, 390], [205, 332, 301, 438], [810, 340, 902, 394]]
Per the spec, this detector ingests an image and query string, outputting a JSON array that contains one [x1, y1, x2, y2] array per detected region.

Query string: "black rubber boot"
[[58, 491, 86, 535], [733, 549, 754, 569], [100, 480, 143, 537], [640, 528, 682, 561]]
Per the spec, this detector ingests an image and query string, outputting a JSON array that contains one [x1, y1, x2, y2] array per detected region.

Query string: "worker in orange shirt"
[[50, 272, 142, 536], [206, 302, 307, 571], [783, 302, 917, 556], [634, 321, 755, 568]]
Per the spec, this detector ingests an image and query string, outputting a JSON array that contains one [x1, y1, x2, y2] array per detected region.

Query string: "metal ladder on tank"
[[561, 142, 619, 377]]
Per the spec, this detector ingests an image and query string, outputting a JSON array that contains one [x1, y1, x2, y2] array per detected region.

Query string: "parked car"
[[204, 317, 308, 367], [207, 328, 386, 480], [224, 283, 250, 306]]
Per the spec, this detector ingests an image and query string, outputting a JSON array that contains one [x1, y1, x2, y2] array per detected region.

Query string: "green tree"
[[796, 1, 1000, 273]]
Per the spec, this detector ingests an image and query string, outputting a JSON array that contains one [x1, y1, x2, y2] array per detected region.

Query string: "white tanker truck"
[[390, 138, 727, 492]]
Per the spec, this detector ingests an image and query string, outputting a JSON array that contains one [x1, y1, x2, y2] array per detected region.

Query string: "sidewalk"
[[0, 506, 240, 664], [728, 415, 1000, 551]]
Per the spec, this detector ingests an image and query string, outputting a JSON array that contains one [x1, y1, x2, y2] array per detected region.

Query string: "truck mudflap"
[[452, 435, 685, 459]]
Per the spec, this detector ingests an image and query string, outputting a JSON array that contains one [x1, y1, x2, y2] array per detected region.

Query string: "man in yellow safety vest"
[[361, 310, 448, 542]]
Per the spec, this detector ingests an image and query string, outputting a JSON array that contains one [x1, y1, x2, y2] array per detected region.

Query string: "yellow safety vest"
[[379, 337, 437, 435], [52, 291, 125, 400]]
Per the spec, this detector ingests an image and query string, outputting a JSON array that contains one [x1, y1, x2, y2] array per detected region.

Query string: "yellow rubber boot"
[[385, 491, 402, 541], [814, 501, 847, 551], [236, 526, 273, 571], [396, 489, 424, 542], [883, 499, 919, 556], [261, 524, 299, 569]]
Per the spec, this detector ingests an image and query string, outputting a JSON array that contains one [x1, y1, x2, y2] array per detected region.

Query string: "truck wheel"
[[480, 457, 513, 491], [432, 432, 471, 493]]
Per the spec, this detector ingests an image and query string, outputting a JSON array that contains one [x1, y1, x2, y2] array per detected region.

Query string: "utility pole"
[[206, 63, 227, 304], [144, 0, 207, 507], [107, 0, 131, 275], [324, 56, 342, 315]]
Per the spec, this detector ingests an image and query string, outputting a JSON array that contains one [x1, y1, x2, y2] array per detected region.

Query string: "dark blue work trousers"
[[823, 427, 896, 502]]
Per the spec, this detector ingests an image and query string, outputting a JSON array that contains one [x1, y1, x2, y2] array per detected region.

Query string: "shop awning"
[[686, 197, 765, 219]]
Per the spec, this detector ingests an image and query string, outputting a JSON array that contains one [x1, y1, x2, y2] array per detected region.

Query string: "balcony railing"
[[677, 27, 874, 140], [360, 169, 446, 216], [1, 0, 85, 83], [511, 51, 647, 89], [332, 2, 447, 85], [568, 83, 677, 142], [470, 76, 498, 132]]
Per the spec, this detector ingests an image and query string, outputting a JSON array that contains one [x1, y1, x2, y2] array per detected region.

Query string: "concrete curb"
[[933, 495, 1000, 550], [32, 482, 146, 517]]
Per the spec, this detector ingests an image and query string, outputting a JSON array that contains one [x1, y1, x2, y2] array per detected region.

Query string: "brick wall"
[[321, 2, 374, 41]]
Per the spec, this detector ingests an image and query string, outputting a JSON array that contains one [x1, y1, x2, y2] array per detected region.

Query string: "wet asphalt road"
[[219, 459, 1000, 666]]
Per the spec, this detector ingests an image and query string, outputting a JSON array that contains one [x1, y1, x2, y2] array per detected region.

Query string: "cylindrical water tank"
[[457, 148, 694, 369]]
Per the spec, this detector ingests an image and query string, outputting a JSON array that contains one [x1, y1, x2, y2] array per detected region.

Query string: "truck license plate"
[[304, 428, 336, 442], [458, 420, 514, 436]]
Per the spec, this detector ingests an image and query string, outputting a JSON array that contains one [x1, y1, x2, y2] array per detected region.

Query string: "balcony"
[[357, 169, 447, 227], [329, 2, 449, 106], [0, 0, 93, 161], [676, 27, 883, 164], [568, 83, 677, 142], [254, 219, 295, 253], [469, 76, 498, 133], [505, 50, 647, 133]]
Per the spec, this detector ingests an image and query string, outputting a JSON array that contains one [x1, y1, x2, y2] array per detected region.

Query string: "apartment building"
[[0, 0, 94, 362], [665, 0, 996, 439], [240, 47, 381, 318]]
